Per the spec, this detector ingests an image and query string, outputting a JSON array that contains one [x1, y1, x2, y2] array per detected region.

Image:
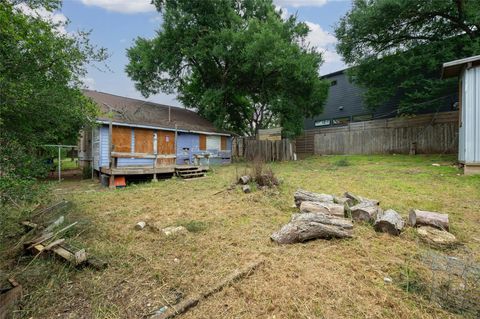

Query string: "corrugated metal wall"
[[462, 67, 480, 163], [99, 126, 109, 167]]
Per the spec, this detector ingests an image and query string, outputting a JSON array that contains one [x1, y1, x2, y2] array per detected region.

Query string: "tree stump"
[[374, 209, 404, 235], [299, 201, 345, 217], [350, 203, 381, 223], [271, 212, 353, 244], [408, 209, 449, 231], [294, 189, 334, 207]]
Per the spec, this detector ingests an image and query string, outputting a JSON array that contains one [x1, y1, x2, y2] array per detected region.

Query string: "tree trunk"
[[299, 201, 345, 218], [374, 209, 404, 235], [350, 203, 381, 223], [344, 192, 379, 206], [271, 212, 353, 244], [294, 189, 334, 207], [408, 209, 449, 231]]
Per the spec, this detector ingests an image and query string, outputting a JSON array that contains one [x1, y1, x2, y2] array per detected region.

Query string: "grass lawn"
[[2, 155, 479, 318]]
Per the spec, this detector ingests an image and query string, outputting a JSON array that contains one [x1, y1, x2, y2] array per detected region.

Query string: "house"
[[442, 55, 480, 175], [78, 90, 232, 185], [297, 69, 459, 156], [304, 69, 457, 130]]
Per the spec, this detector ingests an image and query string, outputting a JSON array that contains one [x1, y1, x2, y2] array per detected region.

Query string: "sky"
[[54, 0, 352, 106]]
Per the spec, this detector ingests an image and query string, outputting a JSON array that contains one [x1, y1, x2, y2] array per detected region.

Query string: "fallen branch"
[[150, 260, 264, 319]]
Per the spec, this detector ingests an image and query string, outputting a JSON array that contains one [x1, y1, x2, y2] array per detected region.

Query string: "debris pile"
[[271, 188, 456, 246]]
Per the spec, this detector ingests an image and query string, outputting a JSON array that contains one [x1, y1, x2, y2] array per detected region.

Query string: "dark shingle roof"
[[84, 90, 229, 134]]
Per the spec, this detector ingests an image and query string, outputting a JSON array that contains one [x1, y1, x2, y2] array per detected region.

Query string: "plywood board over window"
[[158, 130, 175, 154], [135, 128, 154, 154], [206, 135, 221, 150], [221, 136, 227, 150], [199, 134, 207, 151], [112, 126, 132, 153]]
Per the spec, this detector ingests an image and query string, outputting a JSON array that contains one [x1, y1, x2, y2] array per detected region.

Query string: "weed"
[[334, 158, 351, 167], [176, 220, 208, 233]]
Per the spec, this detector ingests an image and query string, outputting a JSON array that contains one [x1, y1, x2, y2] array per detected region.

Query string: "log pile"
[[272, 189, 457, 245]]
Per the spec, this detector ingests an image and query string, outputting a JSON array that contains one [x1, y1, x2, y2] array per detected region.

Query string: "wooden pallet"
[[175, 166, 207, 179]]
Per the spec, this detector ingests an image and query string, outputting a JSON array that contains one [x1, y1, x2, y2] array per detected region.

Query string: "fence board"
[[296, 111, 458, 155], [232, 137, 295, 162]]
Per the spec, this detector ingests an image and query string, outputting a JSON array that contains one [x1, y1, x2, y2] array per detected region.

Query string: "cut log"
[[333, 196, 354, 207], [271, 212, 353, 244], [374, 209, 404, 235], [408, 209, 449, 231], [417, 226, 458, 247], [238, 175, 250, 185], [135, 221, 147, 230], [299, 201, 345, 218], [350, 203, 381, 223], [344, 192, 379, 206], [242, 185, 251, 193], [294, 189, 334, 207]]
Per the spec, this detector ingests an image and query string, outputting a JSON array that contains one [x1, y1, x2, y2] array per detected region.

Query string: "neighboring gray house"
[[304, 69, 458, 130]]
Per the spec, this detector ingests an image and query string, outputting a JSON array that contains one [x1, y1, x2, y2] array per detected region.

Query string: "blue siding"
[[117, 158, 154, 167], [99, 126, 109, 168], [176, 133, 200, 164]]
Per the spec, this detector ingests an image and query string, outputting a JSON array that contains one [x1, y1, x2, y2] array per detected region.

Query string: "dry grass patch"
[[1, 155, 479, 318]]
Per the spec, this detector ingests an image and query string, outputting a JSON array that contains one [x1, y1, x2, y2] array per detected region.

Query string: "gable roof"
[[442, 55, 480, 78], [83, 90, 230, 135]]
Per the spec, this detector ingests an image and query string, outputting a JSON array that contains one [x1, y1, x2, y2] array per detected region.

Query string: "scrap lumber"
[[30, 200, 70, 220], [294, 189, 334, 207], [150, 260, 264, 319], [21, 221, 38, 230], [30, 242, 87, 266], [43, 215, 65, 233], [350, 203, 382, 223], [0, 279, 22, 319], [374, 209, 404, 235], [271, 212, 353, 244], [299, 201, 345, 217], [408, 209, 449, 231]]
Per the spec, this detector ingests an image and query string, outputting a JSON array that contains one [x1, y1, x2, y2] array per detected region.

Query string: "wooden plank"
[[135, 128, 154, 154], [112, 126, 132, 153], [221, 136, 227, 151], [158, 130, 175, 154], [199, 134, 207, 151]]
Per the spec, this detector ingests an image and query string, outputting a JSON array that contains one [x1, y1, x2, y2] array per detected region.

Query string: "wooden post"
[[108, 120, 113, 170], [174, 124, 178, 165], [58, 146, 61, 181], [91, 128, 94, 180]]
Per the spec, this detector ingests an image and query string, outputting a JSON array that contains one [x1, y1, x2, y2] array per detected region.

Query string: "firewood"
[[271, 212, 353, 244], [417, 226, 458, 247], [344, 192, 379, 206], [294, 189, 334, 207], [135, 221, 147, 230], [408, 209, 449, 231], [238, 175, 250, 185], [374, 209, 404, 235], [299, 201, 345, 217], [350, 203, 381, 223]]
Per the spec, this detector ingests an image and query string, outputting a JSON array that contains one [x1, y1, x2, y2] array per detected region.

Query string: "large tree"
[[335, 0, 480, 113], [0, 0, 106, 204], [126, 0, 328, 137]]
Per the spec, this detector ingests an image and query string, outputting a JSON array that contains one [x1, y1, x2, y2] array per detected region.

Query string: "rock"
[[417, 226, 458, 247], [374, 209, 404, 235], [238, 175, 250, 185], [242, 185, 251, 193], [162, 226, 188, 236], [135, 221, 147, 230], [299, 201, 345, 218], [384, 277, 392, 283]]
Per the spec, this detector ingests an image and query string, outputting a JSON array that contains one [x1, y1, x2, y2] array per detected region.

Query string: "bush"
[[252, 160, 279, 187]]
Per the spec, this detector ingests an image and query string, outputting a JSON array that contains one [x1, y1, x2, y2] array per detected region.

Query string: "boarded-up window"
[[199, 134, 207, 151], [112, 126, 131, 153], [158, 130, 175, 154], [221, 136, 227, 150], [206, 135, 221, 150], [135, 128, 154, 153]]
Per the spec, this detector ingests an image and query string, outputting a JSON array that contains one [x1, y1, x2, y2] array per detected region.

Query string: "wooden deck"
[[100, 165, 209, 176]]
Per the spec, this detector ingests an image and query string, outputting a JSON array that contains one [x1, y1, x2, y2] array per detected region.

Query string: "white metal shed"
[[442, 55, 480, 175]]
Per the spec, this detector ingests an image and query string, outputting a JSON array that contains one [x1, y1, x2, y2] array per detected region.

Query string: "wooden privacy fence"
[[232, 137, 295, 162], [296, 111, 459, 156]]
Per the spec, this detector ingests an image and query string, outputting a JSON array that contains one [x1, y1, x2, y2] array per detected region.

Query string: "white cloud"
[[15, 3, 68, 34], [275, 5, 290, 20], [82, 77, 96, 89], [304, 21, 337, 48], [274, 0, 328, 7], [81, 0, 155, 14]]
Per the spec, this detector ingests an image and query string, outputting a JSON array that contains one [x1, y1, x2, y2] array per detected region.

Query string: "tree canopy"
[[126, 0, 329, 137], [335, 0, 480, 113], [0, 0, 106, 204]]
